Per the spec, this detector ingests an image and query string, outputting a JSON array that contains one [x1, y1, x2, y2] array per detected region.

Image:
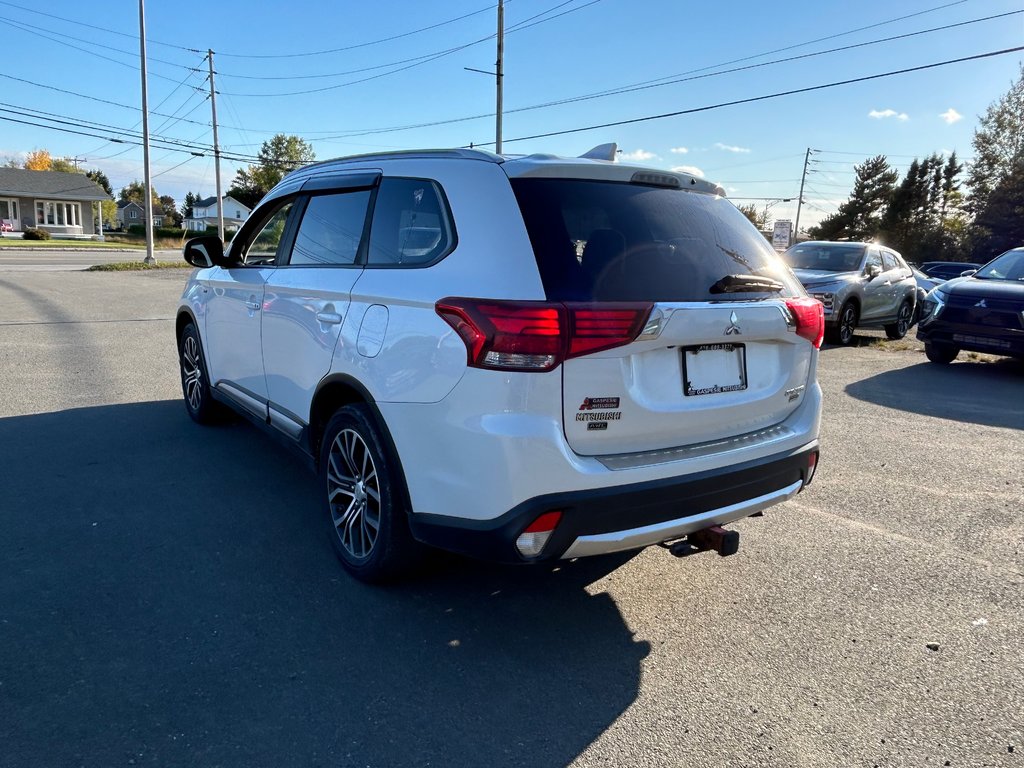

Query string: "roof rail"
[[290, 148, 504, 176]]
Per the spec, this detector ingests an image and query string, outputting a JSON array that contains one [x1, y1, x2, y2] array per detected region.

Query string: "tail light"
[[436, 298, 652, 372], [785, 297, 825, 348], [515, 511, 563, 558]]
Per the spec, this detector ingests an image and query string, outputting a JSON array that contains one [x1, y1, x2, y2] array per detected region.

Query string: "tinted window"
[[881, 251, 897, 271], [243, 201, 294, 265], [784, 243, 865, 272], [367, 178, 454, 266], [511, 179, 801, 302], [865, 249, 882, 273], [289, 191, 371, 266]]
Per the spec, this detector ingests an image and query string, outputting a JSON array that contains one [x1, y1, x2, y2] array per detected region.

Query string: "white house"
[[185, 195, 251, 232]]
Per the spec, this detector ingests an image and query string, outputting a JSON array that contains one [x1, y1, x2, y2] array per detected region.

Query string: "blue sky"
[[1, 0, 1021, 229]]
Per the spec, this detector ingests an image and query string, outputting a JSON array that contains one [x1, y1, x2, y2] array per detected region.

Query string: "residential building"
[[184, 195, 251, 232], [0, 167, 110, 238], [115, 200, 164, 230]]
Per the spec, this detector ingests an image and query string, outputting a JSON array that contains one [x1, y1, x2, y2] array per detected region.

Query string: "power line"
[[309, 0, 995, 141], [462, 46, 1024, 147], [0, 0, 199, 52], [4, 18, 194, 85], [217, 0, 602, 97], [215, 3, 497, 59]]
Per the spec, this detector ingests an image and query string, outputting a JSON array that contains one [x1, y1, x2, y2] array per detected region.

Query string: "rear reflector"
[[785, 297, 825, 348], [437, 298, 652, 372], [515, 511, 563, 558], [805, 451, 818, 486]]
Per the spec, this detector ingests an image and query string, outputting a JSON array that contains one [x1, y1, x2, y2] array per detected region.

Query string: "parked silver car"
[[782, 241, 918, 345]]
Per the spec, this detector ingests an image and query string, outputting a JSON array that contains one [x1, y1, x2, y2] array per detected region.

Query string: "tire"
[[319, 404, 422, 583], [178, 322, 227, 424], [925, 341, 959, 364], [825, 302, 858, 346], [885, 300, 914, 340]]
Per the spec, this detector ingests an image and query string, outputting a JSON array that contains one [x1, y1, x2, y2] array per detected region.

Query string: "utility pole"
[[495, 0, 504, 154], [208, 50, 224, 242], [138, 0, 155, 265], [793, 147, 814, 242], [62, 156, 87, 170]]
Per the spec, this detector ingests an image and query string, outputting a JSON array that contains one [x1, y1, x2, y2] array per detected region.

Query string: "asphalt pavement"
[[0, 270, 1021, 767]]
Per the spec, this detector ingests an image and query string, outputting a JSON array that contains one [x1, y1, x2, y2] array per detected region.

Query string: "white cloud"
[[939, 108, 963, 125], [714, 142, 751, 154], [671, 165, 705, 178], [868, 109, 909, 121], [669, 146, 689, 154], [618, 148, 657, 162]]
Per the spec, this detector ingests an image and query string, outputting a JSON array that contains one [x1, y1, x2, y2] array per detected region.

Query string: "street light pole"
[[138, 0, 155, 265]]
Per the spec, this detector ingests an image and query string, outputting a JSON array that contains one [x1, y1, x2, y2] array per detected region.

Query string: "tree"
[[159, 195, 182, 226], [880, 153, 965, 262], [180, 191, 198, 220], [967, 64, 1024, 216], [807, 155, 898, 241], [119, 180, 160, 208], [229, 134, 315, 208], [23, 150, 52, 170], [86, 169, 113, 196], [972, 160, 1024, 258], [50, 157, 77, 173], [736, 202, 769, 230]]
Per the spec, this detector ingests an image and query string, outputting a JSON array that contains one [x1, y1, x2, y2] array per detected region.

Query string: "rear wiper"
[[710, 274, 785, 294]]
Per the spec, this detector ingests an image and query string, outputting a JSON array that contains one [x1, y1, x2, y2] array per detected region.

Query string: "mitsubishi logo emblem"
[[724, 311, 742, 335], [975, 299, 987, 308]]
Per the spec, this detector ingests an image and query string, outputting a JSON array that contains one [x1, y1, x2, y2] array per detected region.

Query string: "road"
[[0, 247, 183, 271], [0, 270, 1021, 767]]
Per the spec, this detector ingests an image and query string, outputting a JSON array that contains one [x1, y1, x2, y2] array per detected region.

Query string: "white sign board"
[[772, 220, 792, 252]]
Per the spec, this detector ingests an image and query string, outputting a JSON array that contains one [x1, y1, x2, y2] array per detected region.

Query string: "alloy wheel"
[[182, 336, 203, 412], [897, 303, 912, 336], [840, 306, 856, 344], [327, 429, 381, 560]]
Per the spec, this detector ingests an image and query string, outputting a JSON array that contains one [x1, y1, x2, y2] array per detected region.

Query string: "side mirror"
[[865, 264, 881, 279], [960, 269, 977, 277], [183, 235, 230, 268]]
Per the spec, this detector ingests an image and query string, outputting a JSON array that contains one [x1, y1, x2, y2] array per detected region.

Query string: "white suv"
[[176, 147, 823, 582]]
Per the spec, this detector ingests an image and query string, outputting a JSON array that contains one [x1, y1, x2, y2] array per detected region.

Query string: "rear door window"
[[510, 179, 802, 302], [881, 251, 898, 271], [287, 191, 371, 266]]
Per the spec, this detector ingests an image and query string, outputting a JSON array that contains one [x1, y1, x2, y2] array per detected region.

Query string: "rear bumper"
[[407, 441, 819, 562]]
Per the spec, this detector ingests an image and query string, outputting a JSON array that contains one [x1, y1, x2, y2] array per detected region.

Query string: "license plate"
[[683, 343, 747, 396]]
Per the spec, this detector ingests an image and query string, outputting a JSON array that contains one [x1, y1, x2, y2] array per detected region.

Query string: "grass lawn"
[[0, 239, 147, 249], [87, 261, 192, 271]]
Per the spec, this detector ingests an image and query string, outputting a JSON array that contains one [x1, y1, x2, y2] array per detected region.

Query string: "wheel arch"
[[176, 307, 199, 343], [310, 374, 415, 518], [310, 375, 395, 467]]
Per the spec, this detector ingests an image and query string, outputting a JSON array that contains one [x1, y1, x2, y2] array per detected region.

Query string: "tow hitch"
[[665, 525, 740, 558]]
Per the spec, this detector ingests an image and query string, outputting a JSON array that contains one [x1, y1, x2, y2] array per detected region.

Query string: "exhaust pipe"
[[667, 525, 740, 558]]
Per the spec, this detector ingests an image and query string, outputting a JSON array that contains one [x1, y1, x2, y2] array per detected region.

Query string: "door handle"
[[245, 300, 261, 311], [316, 311, 343, 325]]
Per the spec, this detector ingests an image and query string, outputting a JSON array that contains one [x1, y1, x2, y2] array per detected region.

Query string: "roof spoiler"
[[578, 143, 618, 162]]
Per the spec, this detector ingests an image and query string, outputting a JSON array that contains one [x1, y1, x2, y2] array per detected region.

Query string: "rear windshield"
[[784, 243, 865, 272], [511, 178, 802, 302]]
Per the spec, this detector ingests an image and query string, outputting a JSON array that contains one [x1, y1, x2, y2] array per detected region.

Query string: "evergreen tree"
[[807, 155, 897, 241], [967, 64, 1024, 216]]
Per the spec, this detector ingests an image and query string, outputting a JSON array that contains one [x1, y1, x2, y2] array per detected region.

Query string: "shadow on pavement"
[[844, 359, 1024, 430], [0, 401, 648, 767]]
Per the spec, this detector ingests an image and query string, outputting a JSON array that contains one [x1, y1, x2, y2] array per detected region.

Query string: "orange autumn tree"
[[23, 150, 52, 170]]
